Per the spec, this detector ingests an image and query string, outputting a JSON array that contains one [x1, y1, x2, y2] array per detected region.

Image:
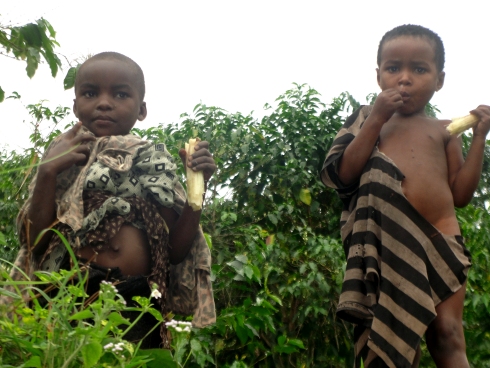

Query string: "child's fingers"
[[73, 133, 96, 145], [470, 105, 490, 119], [189, 156, 217, 180], [189, 144, 213, 160], [70, 121, 83, 134], [190, 156, 215, 168], [65, 122, 95, 144], [470, 105, 490, 136], [178, 148, 187, 167], [73, 146, 92, 166], [194, 141, 210, 151]]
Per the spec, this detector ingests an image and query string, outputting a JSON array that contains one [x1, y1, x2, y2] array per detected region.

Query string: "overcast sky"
[[1, 0, 489, 150]]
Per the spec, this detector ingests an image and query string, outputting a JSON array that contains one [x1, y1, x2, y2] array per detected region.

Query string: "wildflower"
[[104, 342, 126, 354], [151, 288, 162, 299]]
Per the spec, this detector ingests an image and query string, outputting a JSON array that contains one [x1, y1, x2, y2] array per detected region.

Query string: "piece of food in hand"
[[446, 114, 480, 136], [185, 138, 205, 211]]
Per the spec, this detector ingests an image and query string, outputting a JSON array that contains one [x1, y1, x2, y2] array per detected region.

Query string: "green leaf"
[[244, 322, 260, 337], [70, 309, 95, 320], [252, 264, 262, 281], [235, 324, 249, 344], [146, 307, 164, 322], [190, 338, 202, 352], [278, 335, 287, 345], [244, 265, 254, 279], [268, 213, 278, 225], [0, 86, 4, 102], [268, 293, 283, 306], [7, 91, 21, 99], [20, 23, 42, 47], [287, 338, 305, 349], [203, 232, 213, 249], [43, 51, 61, 77], [81, 340, 102, 367], [235, 254, 248, 264], [227, 260, 244, 272], [23, 356, 41, 367], [136, 348, 177, 367], [64, 66, 78, 90], [68, 284, 87, 297], [299, 188, 312, 206], [133, 295, 150, 307], [108, 312, 131, 326], [25, 48, 40, 78]]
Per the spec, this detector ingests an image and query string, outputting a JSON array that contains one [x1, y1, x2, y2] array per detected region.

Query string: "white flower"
[[103, 343, 114, 350], [183, 326, 191, 332], [151, 289, 162, 299], [175, 326, 183, 332]]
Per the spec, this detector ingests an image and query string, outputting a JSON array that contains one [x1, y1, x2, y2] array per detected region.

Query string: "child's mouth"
[[400, 91, 410, 102], [93, 116, 115, 125]]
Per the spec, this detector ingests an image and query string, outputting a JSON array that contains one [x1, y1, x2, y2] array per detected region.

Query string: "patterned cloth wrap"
[[7, 126, 216, 336], [321, 105, 472, 368]]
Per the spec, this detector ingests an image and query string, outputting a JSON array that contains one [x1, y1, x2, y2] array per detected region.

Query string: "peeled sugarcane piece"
[[446, 114, 480, 136], [185, 138, 205, 211]]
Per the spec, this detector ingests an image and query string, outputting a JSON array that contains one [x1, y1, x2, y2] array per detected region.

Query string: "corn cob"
[[446, 114, 479, 136], [185, 138, 205, 211]]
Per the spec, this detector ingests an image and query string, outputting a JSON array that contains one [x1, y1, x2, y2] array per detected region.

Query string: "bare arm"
[[160, 141, 216, 264], [338, 89, 403, 185], [448, 105, 490, 207], [28, 123, 95, 257]]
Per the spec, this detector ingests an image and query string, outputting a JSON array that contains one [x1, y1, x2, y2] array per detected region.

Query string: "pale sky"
[[1, 0, 489, 150]]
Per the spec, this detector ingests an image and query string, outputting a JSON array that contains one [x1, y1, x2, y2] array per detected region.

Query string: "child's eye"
[[116, 92, 129, 98], [387, 66, 398, 73], [415, 67, 426, 74], [83, 91, 96, 98]]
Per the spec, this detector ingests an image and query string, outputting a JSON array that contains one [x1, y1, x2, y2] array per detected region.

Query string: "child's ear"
[[376, 68, 381, 87], [73, 99, 79, 118], [138, 102, 147, 121], [436, 71, 445, 91]]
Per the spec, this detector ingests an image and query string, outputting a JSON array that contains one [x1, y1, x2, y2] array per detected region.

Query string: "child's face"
[[377, 36, 445, 115], [73, 59, 147, 137]]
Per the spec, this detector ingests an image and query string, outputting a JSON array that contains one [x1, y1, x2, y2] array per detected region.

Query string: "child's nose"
[[96, 95, 114, 111], [398, 70, 412, 85]]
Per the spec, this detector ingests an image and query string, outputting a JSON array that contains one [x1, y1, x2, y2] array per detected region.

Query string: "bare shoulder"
[[427, 116, 452, 146], [435, 118, 455, 146]]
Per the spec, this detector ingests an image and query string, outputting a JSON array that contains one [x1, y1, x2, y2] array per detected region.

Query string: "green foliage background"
[[2, 84, 490, 367], [1, 17, 489, 368]]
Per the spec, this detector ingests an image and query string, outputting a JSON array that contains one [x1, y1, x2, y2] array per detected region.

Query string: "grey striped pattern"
[[321, 105, 471, 368]]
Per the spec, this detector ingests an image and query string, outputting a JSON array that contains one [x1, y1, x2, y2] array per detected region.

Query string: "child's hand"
[[370, 88, 404, 123], [470, 105, 490, 138], [178, 141, 216, 182], [41, 122, 96, 175]]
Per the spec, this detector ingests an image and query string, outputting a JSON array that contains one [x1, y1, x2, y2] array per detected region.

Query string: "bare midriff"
[[378, 115, 461, 235], [78, 224, 152, 276]]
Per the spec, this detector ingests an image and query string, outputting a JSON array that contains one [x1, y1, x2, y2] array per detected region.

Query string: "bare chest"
[[377, 121, 448, 175]]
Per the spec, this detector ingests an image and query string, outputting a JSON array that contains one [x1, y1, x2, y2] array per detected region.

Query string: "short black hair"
[[75, 52, 146, 100], [377, 24, 445, 72]]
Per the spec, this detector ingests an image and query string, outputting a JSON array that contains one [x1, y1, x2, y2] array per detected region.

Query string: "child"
[[321, 25, 490, 368], [9, 52, 216, 348]]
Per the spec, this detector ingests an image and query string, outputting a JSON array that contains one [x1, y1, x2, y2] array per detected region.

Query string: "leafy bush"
[[1, 85, 490, 367]]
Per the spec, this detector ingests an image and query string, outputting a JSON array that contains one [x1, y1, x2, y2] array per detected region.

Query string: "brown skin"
[[337, 36, 490, 367], [28, 58, 217, 276]]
